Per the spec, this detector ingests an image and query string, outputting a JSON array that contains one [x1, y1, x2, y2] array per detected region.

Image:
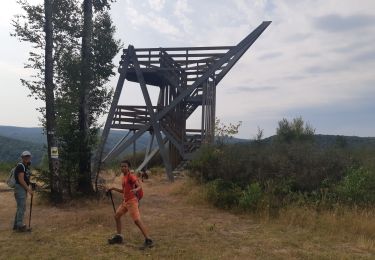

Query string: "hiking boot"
[[14, 224, 26, 230], [139, 238, 154, 250], [16, 225, 32, 232], [108, 234, 123, 245]]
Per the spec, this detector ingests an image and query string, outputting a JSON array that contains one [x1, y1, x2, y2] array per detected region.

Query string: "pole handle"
[[29, 195, 33, 229], [109, 190, 116, 214]]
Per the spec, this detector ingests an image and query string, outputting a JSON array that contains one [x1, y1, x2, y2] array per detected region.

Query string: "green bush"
[[0, 162, 13, 173], [188, 117, 375, 208], [189, 141, 353, 193], [188, 145, 221, 182], [239, 182, 263, 211], [206, 179, 242, 209], [336, 167, 375, 205], [0, 162, 14, 182]]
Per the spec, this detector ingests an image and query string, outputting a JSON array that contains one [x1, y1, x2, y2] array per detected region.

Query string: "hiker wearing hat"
[[13, 151, 33, 232]]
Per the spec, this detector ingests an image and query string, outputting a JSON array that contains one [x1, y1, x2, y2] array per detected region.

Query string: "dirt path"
[[0, 175, 374, 259]]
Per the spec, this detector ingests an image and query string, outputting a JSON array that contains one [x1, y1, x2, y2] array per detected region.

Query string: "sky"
[[0, 0, 374, 138]]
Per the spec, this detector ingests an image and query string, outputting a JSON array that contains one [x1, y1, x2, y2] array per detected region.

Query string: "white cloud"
[[148, 0, 165, 11], [173, 0, 193, 33], [0, 0, 43, 27], [125, 5, 179, 38], [2, 0, 375, 137], [178, 0, 375, 137]]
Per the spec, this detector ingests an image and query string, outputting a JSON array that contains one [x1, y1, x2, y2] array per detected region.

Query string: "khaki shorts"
[[116, 198, 140, 221]]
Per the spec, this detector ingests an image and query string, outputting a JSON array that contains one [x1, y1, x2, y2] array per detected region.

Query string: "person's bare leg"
[[115, 215, 122, 234], [115, 207, 124, 234], [134, 219, 150, 239]]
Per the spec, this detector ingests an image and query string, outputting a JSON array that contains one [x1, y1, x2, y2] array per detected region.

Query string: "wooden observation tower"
[[94, 21, 271, 182]]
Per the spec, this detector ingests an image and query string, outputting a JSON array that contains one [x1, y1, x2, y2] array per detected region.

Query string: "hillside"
[[0, 125, 151, 148], [0, 126, 153, 164], [260, 134, 375, 148], [0, 135, 45, 164], [0, 126, 45, 144], [314, 134, 375, 148], [1, 125, 374, 164]]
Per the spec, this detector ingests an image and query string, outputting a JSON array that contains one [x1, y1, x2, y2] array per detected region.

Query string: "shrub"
[[239, 182, 263, 211], [276, 117, 315, 143], [188, 145, 221, 182], [0, 162, 14, 182], [206, 179, 242, 209], [336, 167, 375, 205], [188, 117, 375, 208], [190, 141, 353, 192]]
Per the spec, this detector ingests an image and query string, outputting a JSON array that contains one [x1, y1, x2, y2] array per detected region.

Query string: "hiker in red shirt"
[[107, 160, 153, 248]]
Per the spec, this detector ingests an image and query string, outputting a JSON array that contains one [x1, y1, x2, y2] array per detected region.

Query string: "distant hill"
[[0, 126, 153, 164], [1, 125, 374, 164], [0, 126, 45, 144], [314, 134, 375, 149], [0, 135, 45, 165], [261, 134, 375, 148]]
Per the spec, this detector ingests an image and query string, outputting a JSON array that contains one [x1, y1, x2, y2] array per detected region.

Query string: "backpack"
[[7, 163, 25, 189], [135, 184, 144, 201]]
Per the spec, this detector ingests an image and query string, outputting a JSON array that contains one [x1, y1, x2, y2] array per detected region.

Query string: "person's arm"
[[131, 178, 142, 194], [17, 172, 33, 196]]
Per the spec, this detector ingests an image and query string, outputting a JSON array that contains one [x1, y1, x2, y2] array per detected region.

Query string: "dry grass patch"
[[0, 174, 374, 259]]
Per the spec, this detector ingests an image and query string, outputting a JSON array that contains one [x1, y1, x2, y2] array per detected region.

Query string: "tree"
[[44, 0, 62, 202], [214, 118, 242, 146], [78, 0, 117, 193], [78, 0, 94, 193], [12, 0, 120, 197], [253, 126, 264, 143], [276, 116, 315, 143]]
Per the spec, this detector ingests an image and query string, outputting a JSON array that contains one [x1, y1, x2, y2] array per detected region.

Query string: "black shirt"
[[14, 163, 31, 186]]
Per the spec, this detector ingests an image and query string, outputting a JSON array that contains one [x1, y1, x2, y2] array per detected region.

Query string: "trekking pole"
[[108, 190, 116, 214], [29, 194, 33, 229]]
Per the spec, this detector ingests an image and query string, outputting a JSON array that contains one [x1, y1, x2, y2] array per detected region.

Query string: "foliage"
[[0, 135, 45, 165], [0, 162, 14, 182], [215, 117, 242, 145], [253, 126, 264, 143], [11, 0, 121, 197], [336, 167, 375, 205], [190, 117, 375, 211], [190, 141, 352, 192], [276, 116, 315, 143], [188, 145, 221, 182], [206, 179, 242, 209], [238, 182, 263, 211]]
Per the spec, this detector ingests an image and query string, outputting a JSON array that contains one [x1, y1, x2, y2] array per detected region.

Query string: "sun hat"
[[21, 151, 32, 157]]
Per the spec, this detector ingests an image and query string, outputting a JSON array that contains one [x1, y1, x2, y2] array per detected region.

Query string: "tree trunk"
[[44, 0, 63, 202], [78, 0, 94, 194]]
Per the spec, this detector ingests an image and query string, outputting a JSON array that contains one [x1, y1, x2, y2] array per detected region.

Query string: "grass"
[[0, 171, 374, 259], [0, 173, 7, 182], [0, 163, 12, 182]]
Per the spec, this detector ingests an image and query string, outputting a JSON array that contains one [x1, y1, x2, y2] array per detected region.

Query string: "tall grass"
[[174, 175, 375, 246]]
